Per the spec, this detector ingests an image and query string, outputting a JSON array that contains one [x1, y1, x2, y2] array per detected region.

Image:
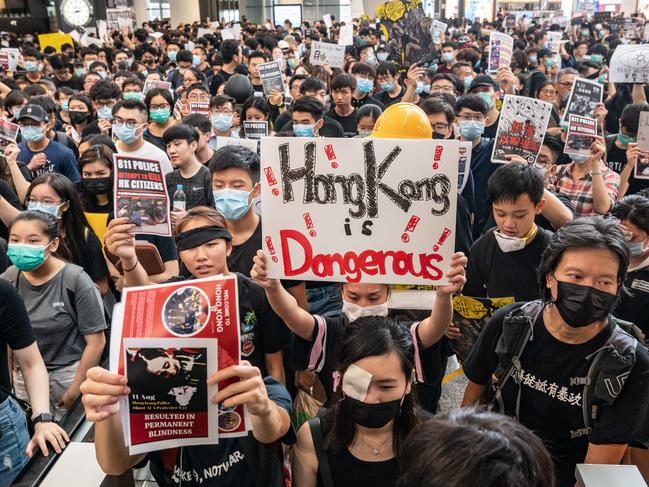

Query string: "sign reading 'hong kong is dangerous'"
[[260, 138, 461, 285]]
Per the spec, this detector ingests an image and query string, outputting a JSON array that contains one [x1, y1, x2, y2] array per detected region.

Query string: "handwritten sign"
[[260, 137, 460, 285], [338, 24, 354, 45], [310, 41, 346, 69], [609, 45, 649, 84]]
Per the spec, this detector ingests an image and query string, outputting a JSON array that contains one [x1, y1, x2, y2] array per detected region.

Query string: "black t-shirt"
[[144, 129, 167, 152], [209, 70, 234, 95], [464, 304, 649, 487], [326, 109, 358, 136], [606, 140, 649, 196], [615, 263, 649, 337], [165, 166, 214, 211], [375, 86, 406, 107], [147, 377, 291, 487], [463, 227, 552, 301], [0, 279, 35, 402], [292, 315, 446, 402], [351, 95, 385, 111], [83, 228, 110, 281], [0, 180, 22, 240], [483, 114, 500, 139], [468, 138, 497, 238]]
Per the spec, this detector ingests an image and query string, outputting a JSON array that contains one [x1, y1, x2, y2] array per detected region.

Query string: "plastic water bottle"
[[173, 184, 186, 212]]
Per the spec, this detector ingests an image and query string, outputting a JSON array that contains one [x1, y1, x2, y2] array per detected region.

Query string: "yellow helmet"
[[370, 102, 433, 139]]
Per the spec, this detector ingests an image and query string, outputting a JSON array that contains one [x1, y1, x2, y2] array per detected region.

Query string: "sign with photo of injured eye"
[[260, 137, 460, 285]]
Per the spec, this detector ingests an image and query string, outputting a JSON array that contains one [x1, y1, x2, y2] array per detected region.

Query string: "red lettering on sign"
[[433, 227, 452, 252], [265, 236, 278, 262], [303, 212, 317, 237], [324, 144, 336, 161], [401, 215, 421, 242]]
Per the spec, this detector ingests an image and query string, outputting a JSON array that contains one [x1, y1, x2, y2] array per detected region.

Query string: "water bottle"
[[173, 184, 186, 212]]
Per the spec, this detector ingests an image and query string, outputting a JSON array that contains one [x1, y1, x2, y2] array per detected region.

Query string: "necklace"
[[357, 434, 392, 456]]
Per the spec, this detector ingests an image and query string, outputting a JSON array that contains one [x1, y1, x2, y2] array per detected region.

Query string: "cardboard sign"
[[430, 20, 448, 44], [0, 118, 18, 155], [338, 24, 354, 45], [113, 155, 171, 237], [37, 33, 73, 53], [564, 115, 598, 158], [143, 79, 172, 96], [492, 95, 553, 164], [189, 102, 210, 115], [562, 78, 603, 123], [260, 137, 460, 285], [310, 41, 346, 69], [258, 60, 285, 96], [243, 121, 269, 140], [609, 45, 649, 84], [488, 32, 514, 73]]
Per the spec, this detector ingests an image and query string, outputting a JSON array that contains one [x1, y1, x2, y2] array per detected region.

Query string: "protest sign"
[[0, 118, 18, 155], [430, 20, 447, 44], [351, 0, 364, 18], [609, 45, 649, 84], [221, 25, 241, 40], [492, 95, 553, 164], [338, 24, 354, 45], [309, 41, 346, 69], [113, 155, 171, 237], [260, 137, 459, 285], [215, 136, 259, 153], [323, 14, 333, 28], [110, 275, 251, 447], [143, 79, 172, 96], [488, 32, 514, 73], [638, 112, 649, 152], [189, 102, 210, 115], [564, 115, 597, 158], [562, 77, 603, 123], [123, 337, 219, 455], [593, 11, 611, 24], [451, 296, 515, 362], [243, 121, 269, 140], [258, 60, 285, 96], [197, 27, 212, 38], [0, 48, 19, 71], [37, 33, 73, 53]]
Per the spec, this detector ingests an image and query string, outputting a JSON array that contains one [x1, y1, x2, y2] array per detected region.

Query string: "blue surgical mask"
[[7, 243, 49, 271], [570, 153, 589, 164], [293, 124, 315, 137], [381, 82, 394, 92], [591, 54, 603, 63], [442, 52, 454, 62], [366, 54, 377, 65], [123, 92, 143, 102], [141, 69, 149, 78], [213, 188, 252, 221], [529, 55, 538, 65], [463, 76, 474, 90], [629, 241, 646, 256], [422, 83, 431, 94], [74, 67, 85, 77], [211, 113, 232, 132], [356, 78, 374, 95], [377, 52, 388, 62], [458, 120, 485, 140], [60, 100, 69, 112], [97, 106, 113, 120], [97, 71, 107, 79], [24, 61, 38, 72], [287, 58, 297, 68], [168, 51, 178, 62], [112, 123, 139, 144], [544, 59, 556, 68], [20, 126, 45, 142], [12, 109, 20, 119], [27, 201, 64, 219], [192, 55, 201, 67], [415, 81, 424, 94], [478, 92, 494, 109]]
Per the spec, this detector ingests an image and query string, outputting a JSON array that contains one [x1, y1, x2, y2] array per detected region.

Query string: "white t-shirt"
[[116, 140, 173, 175]]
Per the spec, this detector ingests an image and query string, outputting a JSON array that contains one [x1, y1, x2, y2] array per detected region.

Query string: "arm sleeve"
[[0, 279, 35, 351], [72, 270, 108, 335]]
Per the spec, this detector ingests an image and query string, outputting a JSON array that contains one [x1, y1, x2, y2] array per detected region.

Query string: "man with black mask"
[[462, 217, 649, 487]]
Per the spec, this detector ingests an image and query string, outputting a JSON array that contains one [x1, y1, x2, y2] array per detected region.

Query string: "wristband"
[[123, 258, 139, 272]]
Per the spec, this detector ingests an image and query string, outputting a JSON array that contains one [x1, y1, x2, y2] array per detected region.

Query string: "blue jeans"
[[0, 396, 30, 487], [307, 283, 343, 317]]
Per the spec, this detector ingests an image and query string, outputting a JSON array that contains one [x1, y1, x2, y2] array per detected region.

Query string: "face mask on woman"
[[7, 242, 52, 271], [342, 300, 389, 322], [69, 110, 90, 125], [82, 177, 112, 195], [150, 108, 171, 124], [27, 201, 65, 219]]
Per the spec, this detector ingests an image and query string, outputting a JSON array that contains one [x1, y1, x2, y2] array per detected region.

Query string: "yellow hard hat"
[[370, 102, 433, 139]]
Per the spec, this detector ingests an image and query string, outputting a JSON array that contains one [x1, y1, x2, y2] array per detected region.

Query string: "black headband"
[[174, 225, 232, 251]]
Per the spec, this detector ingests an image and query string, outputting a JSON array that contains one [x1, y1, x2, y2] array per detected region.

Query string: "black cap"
[[469, 74, 500, 92], [17, 104, 48, 123], [537, 48, 554, 60]]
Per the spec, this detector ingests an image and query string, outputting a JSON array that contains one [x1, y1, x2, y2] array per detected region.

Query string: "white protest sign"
[[260, 137, 459, 285], [323, 14, 333, 28], [197, 28, 212, 38], [609, 45, 649, 84], [221, 25, 241, 40], [310, 41, 346, 69], [69, 30, 81, 43], [215, 136, 259, 153], [339, 24, 354, 45], [430, 20, 448, 44], [488, 32, 513, 73], [150, 31, 164, 39], [351, 0, 364, 18], [638, 112, 649, 152], [97, 20, 107, 40], [0, 48, 19, 71]]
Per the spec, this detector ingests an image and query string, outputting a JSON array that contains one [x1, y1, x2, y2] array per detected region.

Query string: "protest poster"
[[260, 137, 460, 285], [0, 48, 19, 71], [0, 118, 18, 155], [197, 27, 212, 38], [143, 79, 172, 96], [562, 77, 603, 123], [323, 14, 333, 28], [450, 296, 515, 362], [243, 121, 269, 140], [221, 25, 241, 40], [215, 136, 259, 154], [430, 20, 447, 44], [189, 102, 210, 115], [258, 60, 285, 96], [110, 275, 251, 441], [338, 24, 354, 45], [488, 32, 514, 73], [309, 41, 346, 69], [492, 95, 553, 164], [609, 45, 649, 84], [123, 337, 219, 455], [113, 155, 171, 237], [564, 115, 598, 158], [638, 112, 649, 152], [593, 11, 611, 24]]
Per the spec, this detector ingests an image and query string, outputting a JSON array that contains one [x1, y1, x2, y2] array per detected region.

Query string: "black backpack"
[[488, 300, 639, 439]]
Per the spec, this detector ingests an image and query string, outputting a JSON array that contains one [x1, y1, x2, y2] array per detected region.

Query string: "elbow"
[[553, 211, 573, 230], [98, 460, 131, 477]]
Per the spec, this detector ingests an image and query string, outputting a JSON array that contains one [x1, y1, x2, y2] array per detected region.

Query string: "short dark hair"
[[419, 98, 455, 124], [112, 99, 148, 118], [455, 94, 488, 116], [357, 104, 382, 122], [538, 217, 630, 300], [182, 113, 212, 134], [220, 40, 240, 63], [376, 61, 398, 77], [331, 73, 356, 92], [299, 77, 327, 94], [176, 49, 194, 63], [89, 80, 122, 101], [432, 73, 463, 95], [488, 163, 544, 206], [208, 145, 260, 184], [123, 78, 144, 91], [289, 73, 308, 90], [248, 50, 268, 62], [22, 48, 43, 61], [292, 96, 325, 121], [49, 53, 71, 70], [620, 102, 649, 136], [611, 195, 649, 236], [351, 62, 376, 78], [542, 135, 563, 158], [209, 95, 235, 111], [162, 123, 199, 146]]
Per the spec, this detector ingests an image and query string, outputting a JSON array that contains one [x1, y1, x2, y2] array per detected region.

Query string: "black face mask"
[[69, 110, 89, 125], [553, 280, 617, 328], [432, 132, 446, 139], [82, 176, 112, 195], [342, 395, 402, 428]]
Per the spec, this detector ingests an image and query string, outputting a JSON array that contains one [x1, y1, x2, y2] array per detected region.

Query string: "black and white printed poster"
[[564, 115, 598, 158], [243, 121, 269, 140], [258, 61, 285, 96], [562, 78, 603, 123]]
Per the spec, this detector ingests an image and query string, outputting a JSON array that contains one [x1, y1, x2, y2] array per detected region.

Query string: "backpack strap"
[[605, 133, 617, 157], [308, 417, 334, 487]]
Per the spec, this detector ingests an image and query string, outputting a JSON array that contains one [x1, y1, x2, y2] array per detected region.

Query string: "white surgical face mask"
[[342, 300, 389, 322], [494, 229, 527, 253]]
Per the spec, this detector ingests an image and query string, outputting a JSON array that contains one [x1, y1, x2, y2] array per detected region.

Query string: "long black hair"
[[324, 316, 421, 456]]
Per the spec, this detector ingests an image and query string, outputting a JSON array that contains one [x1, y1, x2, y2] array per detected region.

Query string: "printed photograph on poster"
[[637, 111, 649, 152], [113, 155, 171, 236], [0, 118, 19, 154], [430, 20, 447, 44], [562, 78, 603, 123], [564, 115, 598, 158], [189, 102, 210, 115], [258, 60, 285, 96], [635, 154, 649, 180], [260, 137, 460, 285], [488, 32, 513, 73], [609, 45, 649, 84], [143, 79, 172, 96], [243, 121, 269, 140], [109, 275, 251, 439], [492, 95, 553, 164], [123, 337, 218, 455]]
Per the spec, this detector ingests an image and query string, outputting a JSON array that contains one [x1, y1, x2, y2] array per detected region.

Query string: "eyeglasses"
[[430, 85, 456, 94], [113, 117, 142, 129], [539, 90, 558, 96], [432, 122, 450, 132], [557, 81, 573, 88], [458, 114, 485, 122], [212, 108, 233, 115], [150, 103, 170, 111], [534, 157, 552, 169], [188, 93, 210, 102], [95, 100, 116, 109]]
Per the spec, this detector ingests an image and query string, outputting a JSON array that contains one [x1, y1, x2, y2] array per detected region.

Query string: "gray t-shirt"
[[1, 263, 107, 369]]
